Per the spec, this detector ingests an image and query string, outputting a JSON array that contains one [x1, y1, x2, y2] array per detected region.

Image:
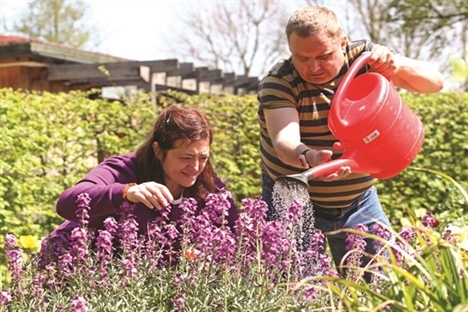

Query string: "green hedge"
[[0, 88, 466, 251]]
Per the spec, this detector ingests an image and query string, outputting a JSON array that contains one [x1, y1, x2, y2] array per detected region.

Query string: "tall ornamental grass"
[[1, 191, 467, 311]]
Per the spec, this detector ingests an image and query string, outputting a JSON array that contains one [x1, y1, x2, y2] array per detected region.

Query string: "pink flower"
[[0, 291, 12, 305], [71, 295, 88, 312], [422, 212, 439, 228], [4, 233, 24, 286]]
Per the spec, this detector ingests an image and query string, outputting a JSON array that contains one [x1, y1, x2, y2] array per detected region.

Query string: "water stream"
[[272, 180, 315, 251]]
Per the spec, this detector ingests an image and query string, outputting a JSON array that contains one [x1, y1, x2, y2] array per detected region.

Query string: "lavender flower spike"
[[5, 233, 24, 287], [75, 193, 92, 227]]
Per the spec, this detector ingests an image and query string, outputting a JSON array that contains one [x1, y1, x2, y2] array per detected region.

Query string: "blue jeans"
[[261, 172, 390, 279]]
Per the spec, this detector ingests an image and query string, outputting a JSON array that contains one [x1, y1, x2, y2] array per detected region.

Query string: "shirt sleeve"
[[55, 153, 138, 222], [258, 75, 297, 111]]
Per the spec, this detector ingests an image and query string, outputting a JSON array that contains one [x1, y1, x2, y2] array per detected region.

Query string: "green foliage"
[[449, 53, 468, 92], [11, 0, 95, 48], [1, 88, 466, 285], [186, 93, 262, 201], [450, 52, 468, 81], [316, 224, 468, 312], [0, 89, 158, 280], [383, 0, 466, 60]]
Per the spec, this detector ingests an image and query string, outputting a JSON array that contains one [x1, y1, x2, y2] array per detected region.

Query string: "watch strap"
[[299, 149, 311, 168]]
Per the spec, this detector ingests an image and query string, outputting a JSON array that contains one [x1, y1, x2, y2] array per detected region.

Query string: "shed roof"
[[0, 34, 128, 64]]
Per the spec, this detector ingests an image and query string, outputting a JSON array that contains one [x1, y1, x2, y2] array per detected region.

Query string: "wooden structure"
[[0, 35, 260, 97]]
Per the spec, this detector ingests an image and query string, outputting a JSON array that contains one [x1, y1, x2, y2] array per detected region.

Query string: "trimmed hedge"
[[0, 88, 466, 256]]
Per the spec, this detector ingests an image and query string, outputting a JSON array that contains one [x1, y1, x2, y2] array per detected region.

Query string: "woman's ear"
[[152, 142, 162, 160]]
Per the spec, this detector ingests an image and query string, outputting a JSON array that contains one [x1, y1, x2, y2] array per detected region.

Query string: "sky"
[[0, 0, 304, 64], [1, 0, 195, 61]]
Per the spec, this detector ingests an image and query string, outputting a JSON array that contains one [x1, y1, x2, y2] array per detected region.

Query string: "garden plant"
[[1, 88, 467, 310], [2, 189, 467, 311]]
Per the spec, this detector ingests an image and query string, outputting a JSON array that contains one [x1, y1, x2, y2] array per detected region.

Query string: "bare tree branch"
[[163, 1, 290, 77]]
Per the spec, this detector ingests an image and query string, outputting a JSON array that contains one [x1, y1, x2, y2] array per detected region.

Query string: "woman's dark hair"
[[135, 104, 218, 199]]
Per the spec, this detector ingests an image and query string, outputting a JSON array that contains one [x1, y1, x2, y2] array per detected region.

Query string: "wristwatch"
[[299, 149, 311, 169]]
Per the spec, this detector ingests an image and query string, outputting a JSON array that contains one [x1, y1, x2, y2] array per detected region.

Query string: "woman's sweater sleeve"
[[55, 153, 138, 222]]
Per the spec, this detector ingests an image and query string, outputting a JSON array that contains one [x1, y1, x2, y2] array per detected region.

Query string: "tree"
[[164, 0, 290, 77], [385, 0, 465, 60], [306, 0, 467, 88], [11, 0, 96, 49]]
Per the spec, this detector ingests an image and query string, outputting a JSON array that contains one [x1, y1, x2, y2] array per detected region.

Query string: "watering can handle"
[[332, 52, 372, 124]]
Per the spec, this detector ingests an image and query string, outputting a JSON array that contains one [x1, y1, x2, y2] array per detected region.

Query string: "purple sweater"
[[46, 152, 239, 242]]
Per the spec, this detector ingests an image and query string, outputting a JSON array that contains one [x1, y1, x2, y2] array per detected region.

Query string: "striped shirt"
[[258, 40, 378, 209]]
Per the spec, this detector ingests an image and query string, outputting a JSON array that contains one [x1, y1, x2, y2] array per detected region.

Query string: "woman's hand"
[[125, 182, 174, 210]]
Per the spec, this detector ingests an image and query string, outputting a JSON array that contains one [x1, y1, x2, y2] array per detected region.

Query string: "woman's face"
[[153, 138, 210, 191], [288, 31, 346, 85]]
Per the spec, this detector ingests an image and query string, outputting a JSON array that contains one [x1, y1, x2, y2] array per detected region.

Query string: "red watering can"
[[277, 52, 425, 187]]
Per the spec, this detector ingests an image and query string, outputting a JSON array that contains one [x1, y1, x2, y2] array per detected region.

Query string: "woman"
[[42, 104, 238, 257]]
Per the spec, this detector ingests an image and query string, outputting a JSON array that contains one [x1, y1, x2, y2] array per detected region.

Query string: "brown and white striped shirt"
[[257, 40, 378, 209]]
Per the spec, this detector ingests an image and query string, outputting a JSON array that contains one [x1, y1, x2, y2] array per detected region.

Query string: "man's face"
[[288, 31, 346, 85]]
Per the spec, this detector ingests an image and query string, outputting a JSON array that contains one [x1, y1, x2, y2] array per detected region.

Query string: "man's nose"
[[307, 59, 320, 72]]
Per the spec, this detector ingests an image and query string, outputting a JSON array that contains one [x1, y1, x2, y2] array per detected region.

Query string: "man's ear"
[[341, 35, 347, 48], [152, 141, 162, 160]]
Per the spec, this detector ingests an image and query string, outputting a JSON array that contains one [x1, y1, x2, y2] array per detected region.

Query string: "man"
[[257, 6, 444, 278]]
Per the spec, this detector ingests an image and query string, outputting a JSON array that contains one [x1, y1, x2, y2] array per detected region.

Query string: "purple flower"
[[103, 217, 119, 235], [285, 200, 304, 225], [301, 229, 337, 277], [70, 295, 88, 312], [261, 221, 291, 270], [121, 257, 137, 281], [4, 233, 24, 286], [345, 224, 368, 281], [179, 197, 199, 226], [196, 226, 236, 265], [0, 291, 12, 306], [57, 252, 73, 277], [119, 200, 136, 218], [441, 227, 456, 246], [171, 293, 187, 310], [399, 227, 416, 243], [241, 197, 268, 220], [69, 227, 89, 263], [390, 227, 417, 268], [297, 284, 320, 302], [165, 223, 180, 241], [232, 198, 271, 269], [203, 191, 233, 226], [147, 221, 169, 247], [32, 271, 46, 297], [117, 201, 140, 251], [117, 201, 141, 280], [75, 193, 91, 227], [422, 212, 439, 228], [372, 223, 393, 254], [39, 232, 70, 269], [96, 229, 114, 275]]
